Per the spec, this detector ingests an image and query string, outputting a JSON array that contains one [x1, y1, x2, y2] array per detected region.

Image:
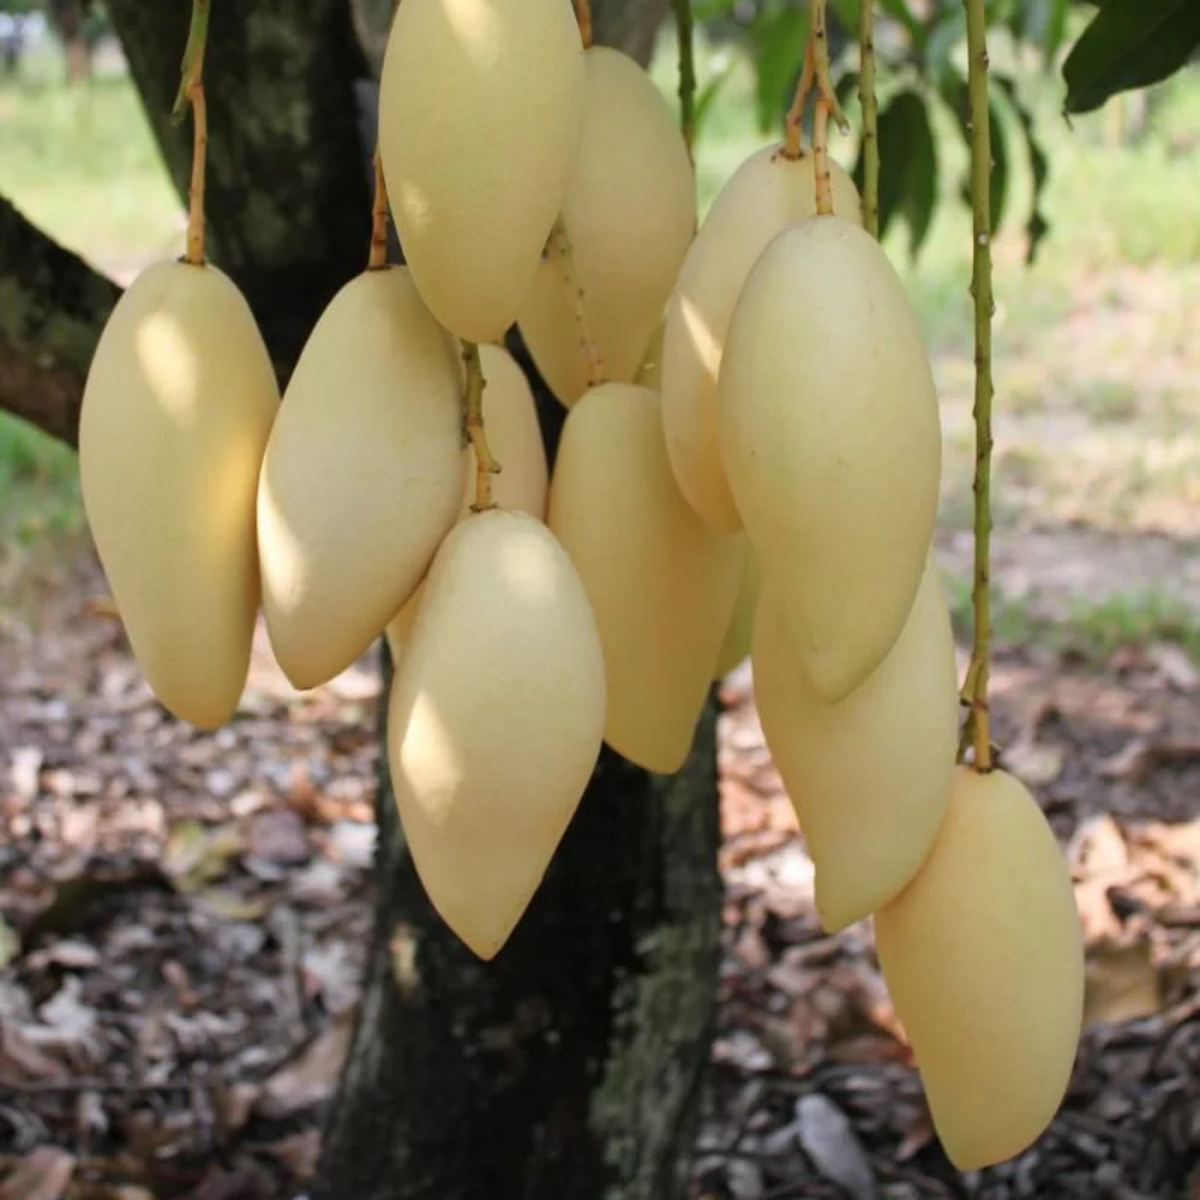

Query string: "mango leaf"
[[752, 7, 809, 135], [856, 88, 939, 256], [1062, 0, 1200, 115], [941, 74, 1009, 236], [994, 75, 1052, 262]]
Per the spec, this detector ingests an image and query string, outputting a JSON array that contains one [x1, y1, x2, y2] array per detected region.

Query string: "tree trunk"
[[2, 3, 721, 1195]]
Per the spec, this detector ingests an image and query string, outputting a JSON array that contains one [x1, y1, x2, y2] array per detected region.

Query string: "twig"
[[574, 0, 593, 48], [367, 144, 389, 270], [859, 0, 879, 237], [172, 0, 211, 266], [552, 217, 606, 388], [960, 0, 996, 772], [462, 342, 501, 511], [673, 0, 696, 163]]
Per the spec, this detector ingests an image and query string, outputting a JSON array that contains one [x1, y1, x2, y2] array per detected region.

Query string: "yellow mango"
[[547, 382, 741, 773], [713, 538, 761, 679], [78, 260, 278, 730], [517, 45, 695, 407], [384, 343, 548, 661], [660, 145, 861, 533], [752, 555, 957, 930], [718, 215, 942, 702], [874, 766, 1085, 1170], [387, 509, 605, 959], [378, 0, 585, 344], [257, 267, 465, 690]]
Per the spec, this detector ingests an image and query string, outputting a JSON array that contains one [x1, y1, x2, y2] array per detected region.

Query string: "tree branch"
[[0, 196, 120, 448]]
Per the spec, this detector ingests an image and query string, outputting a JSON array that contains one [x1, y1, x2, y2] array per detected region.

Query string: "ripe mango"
[[718, 215, 942, 702], [385, 343, 548, 661], [257, 267, 465, 690], [660, 145, 861, 532], [713, 538, 761, 680], [517, 45, 695, 407], [78, 260, 278, 730], [378, 0, 585, 344], [752, 555, 957, 930], [874, 765, 1085, 1170], [387, 509, 605, 959], [547, 382, 741, 773]]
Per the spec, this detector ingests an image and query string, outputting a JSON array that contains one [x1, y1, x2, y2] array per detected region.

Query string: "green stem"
[[462, 342, 500, 512], [171, 0, 210, 123], [172, 0, 211, 266], [963, 0, 995, 772], [858, 0, 879, 238], [672, 0, 696, 164]]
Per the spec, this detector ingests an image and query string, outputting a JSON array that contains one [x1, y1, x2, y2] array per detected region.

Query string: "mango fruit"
[[378, 0, 585, 344], [517, 45, 695, 407], [713, 538, 761, 679], [718, 215, 942, 702], [660, 145, 861, 533], [385, 342, 548, 661], [387, 509, 605, 959], [257, 266, 465, 690], [547, 382, 741, 773], [78, 259, 278, 729], [752, 555, 957, 930], [874, 765, 1085, 1170]]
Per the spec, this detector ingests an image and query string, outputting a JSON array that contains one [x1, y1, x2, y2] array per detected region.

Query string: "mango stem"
[[462, 342, 501, 513], [553, 217, 606, 389], [573, 0, 593, 48], [367, 145, 389, 271], [960, 0, 996, 773], [673, 0, 696, 165], [173, 0, 211, 266], [859, 0, 879, 238]]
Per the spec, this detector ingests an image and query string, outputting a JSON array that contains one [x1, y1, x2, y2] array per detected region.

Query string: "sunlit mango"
[[660, 145, 861, 532], [547, 382, 741, 773], [378, 0, 585, 343], [517, 45, 695, 407], [752, 555, 958, 930], [257, 267, 465, 690], [718, 215, 942, 702], [78, 259, 278, 730], [387, 509, 605, 958], [875, 765, 1085, 1170]]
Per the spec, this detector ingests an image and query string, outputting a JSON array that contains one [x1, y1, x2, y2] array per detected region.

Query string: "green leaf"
[[861, 89, 939, 255], [1062, 0, 1200, 115], [752, 6, 809, 135], [994, 76, 1052, 263]]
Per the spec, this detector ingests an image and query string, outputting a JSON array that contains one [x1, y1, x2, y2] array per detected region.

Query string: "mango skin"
[[387, 509, 605, 959], [517, 45, 695, 408], [547, 382, 742, 774], [384, 343, 548, 661], [660, 146, 861, 533], [713, 537, 761, 679], [378, 0, 585, 344], [718, 215, 942, 702], [79, 259, 279, 730], [257, 267, 465, 690], [874, 766, 1085, 1170], [752, 555, 958, 930]]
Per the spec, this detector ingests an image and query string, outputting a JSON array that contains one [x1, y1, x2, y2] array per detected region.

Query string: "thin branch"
[[461, 341, 500, 512], [368, 144, 389, 270], [574, 0, 593, 48], [173, 0, 212, 265], [552, 217, 606, 388], [673, 0, 696, 163], [961, 0, 996, 772], [859, 0, 879, 237], [782, 0, 848, 167]]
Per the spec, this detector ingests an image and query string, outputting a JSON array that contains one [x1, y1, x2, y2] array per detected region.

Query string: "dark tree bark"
[[1, 3, 722, 1197]]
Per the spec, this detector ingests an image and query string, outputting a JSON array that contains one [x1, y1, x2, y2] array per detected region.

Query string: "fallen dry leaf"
[[1100, 737, 1200, 784], [1084, 934, 1164, 1028], [1147, 642, 1199, 691], [794, 1093, 876, 1200], [256, 1010, 356, 1118], [0, 1018, 66, 1084], [0, 1146, 76, 1200], [1003, 736, 1066, 786], [247, 808, 310, 866]]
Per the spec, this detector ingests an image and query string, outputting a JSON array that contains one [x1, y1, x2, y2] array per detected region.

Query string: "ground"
[[2, 25, 1199, 1200]]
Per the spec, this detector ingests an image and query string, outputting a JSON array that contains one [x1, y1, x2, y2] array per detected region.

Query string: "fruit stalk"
[[171, 0, 211, 266], [553, 216, 607, 387], [672, 0, 696, 162], [573, 0, 593, 48], [462, 341, 501, 512], [368, 146, 389, 270], [962, 0, 995, 772], [859, 0, 879, 238]]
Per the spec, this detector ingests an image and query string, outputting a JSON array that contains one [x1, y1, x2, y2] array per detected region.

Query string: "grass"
[[2, 27, 1198, 648]]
